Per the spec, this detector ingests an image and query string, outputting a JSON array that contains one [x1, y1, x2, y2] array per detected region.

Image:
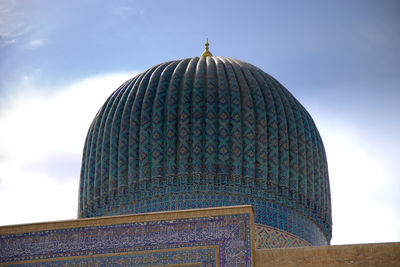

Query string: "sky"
[[0, 0, 399, 245]]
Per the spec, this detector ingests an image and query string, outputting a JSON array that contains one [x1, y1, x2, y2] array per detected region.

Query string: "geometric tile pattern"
[[1, 246, 218, 267], [255, 224, 310, 248], [3, 247, 218, 266], [94, 192, 327, 246], [0, 207, 253, 266], [79, 56, 332, 244]]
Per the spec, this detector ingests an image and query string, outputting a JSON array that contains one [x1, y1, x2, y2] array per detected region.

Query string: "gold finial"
[[201, 38, 213, 57]]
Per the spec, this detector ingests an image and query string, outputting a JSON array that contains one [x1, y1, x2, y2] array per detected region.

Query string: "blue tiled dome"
[[78, 56, 332, 246]]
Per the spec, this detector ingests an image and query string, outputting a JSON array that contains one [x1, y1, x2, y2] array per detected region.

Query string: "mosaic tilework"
[[79, 56, 332, 243], [255, 224, 310, 249], [5, 247, 217, 266], [0, 208, 252, 266], [93, 191, 327, 246]]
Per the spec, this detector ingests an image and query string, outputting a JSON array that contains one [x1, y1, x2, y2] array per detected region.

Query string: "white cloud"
[[0, 72, 137, 226], [320, 120, 400, 245], [0, 0, 35, 48], [27, 39, 44, 49], [112, 6, 145, 17]]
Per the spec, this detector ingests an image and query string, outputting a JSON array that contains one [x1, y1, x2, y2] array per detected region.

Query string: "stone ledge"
[[255, 242, 400, 266]]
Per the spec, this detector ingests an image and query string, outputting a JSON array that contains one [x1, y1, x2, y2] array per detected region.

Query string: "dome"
[[78, 56, 331, 246]]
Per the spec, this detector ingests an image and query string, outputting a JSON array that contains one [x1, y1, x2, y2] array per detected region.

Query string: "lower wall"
[[2, 205, 399, 266], [255, 242, 400, 266], [0, 206, 254, 266]]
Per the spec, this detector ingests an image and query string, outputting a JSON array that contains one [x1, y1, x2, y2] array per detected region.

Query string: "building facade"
[[8, 45, 391, 266]]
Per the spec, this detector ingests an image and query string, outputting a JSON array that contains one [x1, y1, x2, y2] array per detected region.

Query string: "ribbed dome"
[[78, 56, 331, 245]]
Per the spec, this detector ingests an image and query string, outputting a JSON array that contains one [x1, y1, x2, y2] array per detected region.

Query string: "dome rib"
[[250, 68, 279, 192], [238, 60, 268, 188], [136, 64, 165, 190], [213, 57, 230, 176], [117, 73, 146, 196], [177, 57, 197, 176], [220, 58, 242, 181], [281, 86, 305, 201], [151, 61, 179, 184], [165, 59, 189, 179], [228, 58, 257, 185], [117, 77, 140, 194], [191, 57, 205, 176], [266, 74, 290, 196], [109, 81, 133, 201], [99, 84, 122, 206], [204, 57, 218, 177]]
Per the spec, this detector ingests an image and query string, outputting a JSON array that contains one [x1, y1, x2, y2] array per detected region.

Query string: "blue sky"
[[0, 0, 399, 245]]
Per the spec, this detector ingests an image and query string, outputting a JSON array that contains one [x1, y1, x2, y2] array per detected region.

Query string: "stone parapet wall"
[[255, 242, 400, 266]]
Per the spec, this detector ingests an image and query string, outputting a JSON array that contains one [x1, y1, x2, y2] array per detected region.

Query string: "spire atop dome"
[[201, 38, 213, 57]]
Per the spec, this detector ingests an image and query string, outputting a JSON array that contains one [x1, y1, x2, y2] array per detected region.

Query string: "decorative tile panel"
[[255, 224, 310, 249], [0, 206, 253, 266]]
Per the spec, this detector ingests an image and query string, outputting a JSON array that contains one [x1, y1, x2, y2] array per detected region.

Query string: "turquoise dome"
[[78, 56, 332, 246]]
